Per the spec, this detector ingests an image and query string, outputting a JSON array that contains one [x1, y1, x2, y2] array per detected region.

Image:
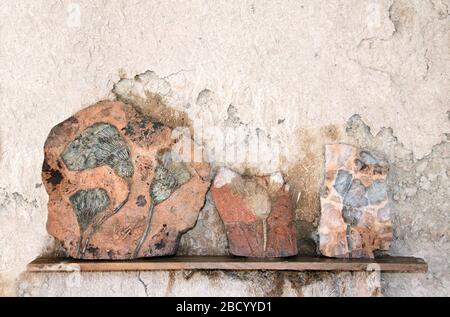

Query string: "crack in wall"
[[137, 272, 149, 297], [388, 0, 400, 34], [348, 0, 448, 90]]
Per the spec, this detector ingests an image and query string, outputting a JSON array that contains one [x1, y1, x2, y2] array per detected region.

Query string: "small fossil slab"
[[318, 144, 393, 258], [211, 168, 297, 257], [43, 101, 210, 259]]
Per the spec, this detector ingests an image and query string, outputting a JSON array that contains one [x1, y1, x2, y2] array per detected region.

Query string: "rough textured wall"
[[0, 0, 448, 296]]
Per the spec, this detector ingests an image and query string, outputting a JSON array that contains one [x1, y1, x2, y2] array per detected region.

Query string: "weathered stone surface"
[[211, 168, 297, 257], [42, 101, 210, 259], [318, 144, 393, 258]]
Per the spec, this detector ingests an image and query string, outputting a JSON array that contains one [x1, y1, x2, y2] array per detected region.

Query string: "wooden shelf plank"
[[27, 256, 427, 273]]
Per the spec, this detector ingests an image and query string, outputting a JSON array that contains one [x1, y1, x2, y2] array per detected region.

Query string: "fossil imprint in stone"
[[133, 150, 192, 257], [42, 101, 210, 259], [318, 144, 393, 258], [61, 123, 134, 256], [211, 168, 298, 257]]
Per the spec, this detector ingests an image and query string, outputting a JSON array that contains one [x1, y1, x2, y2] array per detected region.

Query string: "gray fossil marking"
[[61, 123, 133, 178], [62, 123, 134, 257], [366, 180, 387, 205], [342, 206, 362, 226], [69, 188, 110, 233], [133, 150, 192, 257], [360, 151, 379, 165], [334, 170, 353, 196], [343, 179, 368, 208]]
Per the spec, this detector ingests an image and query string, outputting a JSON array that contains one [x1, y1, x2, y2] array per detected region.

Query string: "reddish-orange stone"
[[43, 101, 210, 259], [211, 168, 297, 257]]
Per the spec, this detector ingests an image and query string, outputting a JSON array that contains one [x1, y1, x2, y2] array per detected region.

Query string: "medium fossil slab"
[[43, 101, 210, 259], [211, 168, 298, 257], [318, 144, 393, 258]]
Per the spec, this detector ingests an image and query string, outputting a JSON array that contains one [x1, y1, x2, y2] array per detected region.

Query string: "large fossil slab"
[[318, 144, 393, 258], [211, 168, 297, 257], [43, 101, 210, 259]]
